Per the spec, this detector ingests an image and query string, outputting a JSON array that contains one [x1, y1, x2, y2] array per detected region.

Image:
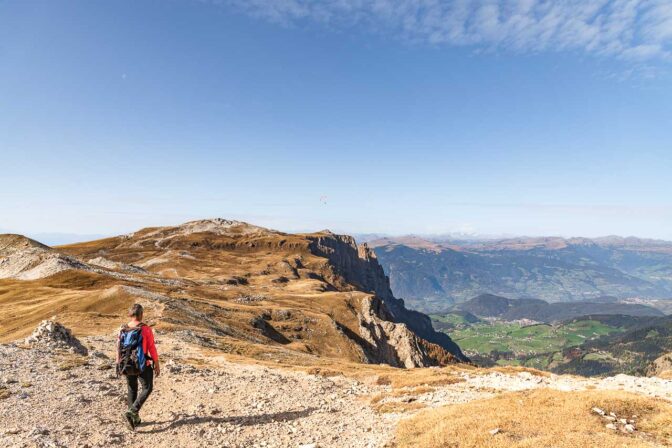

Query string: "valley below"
[[431, 294, 672, 377], [433, 314, 628, 370]]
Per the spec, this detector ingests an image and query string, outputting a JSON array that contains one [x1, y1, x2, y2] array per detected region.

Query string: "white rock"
[[592, 407, 605, 415], [489, 428, 501, 435]]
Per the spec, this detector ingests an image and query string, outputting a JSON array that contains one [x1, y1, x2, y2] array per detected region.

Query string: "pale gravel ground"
[[0, 335, 395, 448], [2, 334, 671, 448]]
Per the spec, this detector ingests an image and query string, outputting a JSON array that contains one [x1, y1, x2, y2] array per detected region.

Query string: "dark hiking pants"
[[126, 366, 154, 412]]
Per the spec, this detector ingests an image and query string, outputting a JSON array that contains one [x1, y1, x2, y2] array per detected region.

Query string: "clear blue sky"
[[1, 0, 671, 240]]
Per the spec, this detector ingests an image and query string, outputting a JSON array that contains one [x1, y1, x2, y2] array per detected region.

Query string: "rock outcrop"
[[25, 321, 88, 355], [87, 256, 147, 274], [649, 352, 672, 377], [307, 233, 394, 300], [307, 232, 468, 363], [384, 297, 469, 362], [357, 296, 458, 367]]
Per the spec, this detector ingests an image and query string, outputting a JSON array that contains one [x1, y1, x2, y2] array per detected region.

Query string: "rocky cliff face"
[[307, 233, 394, 300], [357, 295, 463, 367], [307, 232, 469, 363]]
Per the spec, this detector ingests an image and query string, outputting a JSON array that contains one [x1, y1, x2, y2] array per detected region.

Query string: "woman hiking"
[[116, 304, 160, 430]]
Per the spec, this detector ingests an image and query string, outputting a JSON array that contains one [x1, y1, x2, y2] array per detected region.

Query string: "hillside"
[[456, 294, 664, 322], [371, 236, 672, 310], [0, 219, 466, 367], [0, 234, 92, 280], [553, 315, 672, 377]]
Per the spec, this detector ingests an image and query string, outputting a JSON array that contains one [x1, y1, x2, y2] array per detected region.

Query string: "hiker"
[[116, 303, 160, 430]]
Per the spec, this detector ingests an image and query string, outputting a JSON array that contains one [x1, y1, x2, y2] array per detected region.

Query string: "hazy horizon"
[[3, 218, 672, 247]]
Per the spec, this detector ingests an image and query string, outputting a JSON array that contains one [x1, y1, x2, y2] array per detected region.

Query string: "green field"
[[432, 314, 627, 369], [431, 312, 479, 328]]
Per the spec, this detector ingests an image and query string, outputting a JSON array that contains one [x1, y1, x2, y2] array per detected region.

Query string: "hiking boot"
[[123, 410, 138, 431], [132, 413, 142, 426]]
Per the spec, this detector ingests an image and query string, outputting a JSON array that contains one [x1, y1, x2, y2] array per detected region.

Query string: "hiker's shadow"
[[138, 407, 318, 434]]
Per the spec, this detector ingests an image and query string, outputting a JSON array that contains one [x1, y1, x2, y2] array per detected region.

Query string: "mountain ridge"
[[0, 218, 468, 367]]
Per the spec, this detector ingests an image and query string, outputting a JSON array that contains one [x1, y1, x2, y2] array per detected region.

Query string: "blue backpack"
[[116, 325, 147, 376]]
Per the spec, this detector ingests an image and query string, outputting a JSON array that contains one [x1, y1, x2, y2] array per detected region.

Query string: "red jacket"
[[140, 325, 159, 366]]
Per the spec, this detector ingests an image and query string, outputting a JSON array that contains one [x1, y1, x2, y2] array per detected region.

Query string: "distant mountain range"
[[370, 235, 672, 311]]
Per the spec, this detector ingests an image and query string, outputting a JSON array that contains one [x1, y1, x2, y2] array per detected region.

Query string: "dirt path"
[[2, 333, 671, 448], [0, 335, 395, 448]]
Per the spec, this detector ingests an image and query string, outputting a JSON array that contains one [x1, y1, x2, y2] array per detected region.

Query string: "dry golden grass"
[[374, 401, 426, 414], [370, 386, 436, 407], [657, 370, 672, 380], [395, 389, 672, 448], [0, 386, 10, 400], [304, 367, 344, 378], [291, 359, 469, 389], [370, 393, 386, 404], [182, 356, 222, 368], [390, 386, 436, 396], [0, 272, 135, 342], [56, 354, 89, 371], [373, 370, 466, 389], [488, 365, 552, 377]]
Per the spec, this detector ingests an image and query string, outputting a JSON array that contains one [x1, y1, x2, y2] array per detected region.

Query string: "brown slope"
[[1, 219, 466, 367]]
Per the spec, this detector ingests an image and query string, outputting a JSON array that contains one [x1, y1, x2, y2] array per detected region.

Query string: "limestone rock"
[[25, 321, 88, 355]]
